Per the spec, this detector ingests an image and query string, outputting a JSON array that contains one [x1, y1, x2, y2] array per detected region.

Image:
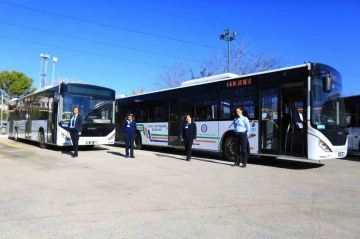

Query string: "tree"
[[30, 88, 37, 94], [131, 87, 145, 95], [190, 68, 213, 79], [1, 110, 8, 121], [153, 37, 284, 90], [203, 37, 283, 75], [0, 70, 35, 98], [153, 63, 189, 90]]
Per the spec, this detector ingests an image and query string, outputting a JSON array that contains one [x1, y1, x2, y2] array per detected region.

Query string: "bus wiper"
[[327, 92, 341, 100], [83, 101, 113, 118]]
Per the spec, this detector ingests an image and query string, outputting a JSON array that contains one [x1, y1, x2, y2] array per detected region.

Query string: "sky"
[[0, 0, 359, 96]]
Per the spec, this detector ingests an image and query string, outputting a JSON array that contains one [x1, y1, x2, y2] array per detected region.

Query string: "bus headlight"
[[108, 133, 115, 141], [319, 139, 331, 152]]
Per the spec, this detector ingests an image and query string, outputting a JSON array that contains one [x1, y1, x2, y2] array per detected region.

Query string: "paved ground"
[[0, 139, 359, 239]]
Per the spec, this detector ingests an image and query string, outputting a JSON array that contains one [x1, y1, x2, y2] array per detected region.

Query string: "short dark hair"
[[72, 106, 80, 113], [126, 113, 135, 119]]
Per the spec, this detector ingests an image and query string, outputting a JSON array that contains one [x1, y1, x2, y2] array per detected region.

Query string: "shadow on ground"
[[6, 138, 336, 169]]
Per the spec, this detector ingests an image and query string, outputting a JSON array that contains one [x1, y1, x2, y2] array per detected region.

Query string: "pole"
[[52, 61, 55, 86], [227, 38, 230, 72]]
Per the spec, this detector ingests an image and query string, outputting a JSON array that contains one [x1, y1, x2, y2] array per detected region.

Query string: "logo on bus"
[[201, 124, 208, 133]]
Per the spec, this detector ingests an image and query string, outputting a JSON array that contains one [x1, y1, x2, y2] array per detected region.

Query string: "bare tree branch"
[[204, 36, 284, 76], [153, 37, 285, 90], [153, 63, 189, 90]]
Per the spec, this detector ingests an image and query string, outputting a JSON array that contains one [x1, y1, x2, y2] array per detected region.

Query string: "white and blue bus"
[[115, 62, 348, 161], [8, 83, 116, 148]]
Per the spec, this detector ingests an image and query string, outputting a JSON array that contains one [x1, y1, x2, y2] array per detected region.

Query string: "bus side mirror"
[[322, 77, 332, 93], [54, 92, 60, 102], [346, 115, 351, 126]]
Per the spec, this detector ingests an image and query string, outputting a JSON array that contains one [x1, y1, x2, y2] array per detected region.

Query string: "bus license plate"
[[86, 141, 97, 145], [338, 152, 345, 157]]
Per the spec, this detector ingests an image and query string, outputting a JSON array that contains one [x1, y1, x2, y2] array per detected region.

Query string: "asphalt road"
[[0, 139, 359, 239]]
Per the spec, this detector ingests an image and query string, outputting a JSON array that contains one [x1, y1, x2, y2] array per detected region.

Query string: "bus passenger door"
[[50, 101, 58, 144], [168, 100, 181, 146], [259, 87, 280, 155]]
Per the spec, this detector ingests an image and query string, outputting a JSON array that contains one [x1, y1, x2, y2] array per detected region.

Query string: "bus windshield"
[[83, 101, 114, 124], [61, 94, 114, 124], [310, 78, 347, 128]]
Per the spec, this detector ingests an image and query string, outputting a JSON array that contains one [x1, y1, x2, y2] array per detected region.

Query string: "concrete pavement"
[[0, 139, 359, 238]]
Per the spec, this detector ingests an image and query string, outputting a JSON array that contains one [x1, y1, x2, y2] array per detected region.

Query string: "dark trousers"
[[69, 128, 79, 156], [124, 133, 135, 156], [183, 138, 194, 160], [234, 132, 248, 166]]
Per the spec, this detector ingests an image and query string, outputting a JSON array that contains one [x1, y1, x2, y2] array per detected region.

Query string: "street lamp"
[[52, 57, 58, 86], [220, 29, 237, 72]]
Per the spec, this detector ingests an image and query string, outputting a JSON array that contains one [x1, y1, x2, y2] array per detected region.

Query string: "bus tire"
[[222, 135, 235, 161], [134, 132, 142, 150], [39, 130, 47, 149], [14, 128, 19, 141]]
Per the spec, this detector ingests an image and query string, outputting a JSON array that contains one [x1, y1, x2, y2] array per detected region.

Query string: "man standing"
[[232, 107, 250, 168], [181, 114, 197, 161], [122, 113, 137, 158], [68, 106, 83, 158]]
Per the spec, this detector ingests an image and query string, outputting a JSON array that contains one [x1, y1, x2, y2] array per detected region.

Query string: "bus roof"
[[342, 94, 360, 99], [116, 63, 309, 99], [12, 83, 114, 101]]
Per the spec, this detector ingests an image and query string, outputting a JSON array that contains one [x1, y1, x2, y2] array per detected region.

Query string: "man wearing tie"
[[181, 114, 197, 161], [68, 106, 83, 158]]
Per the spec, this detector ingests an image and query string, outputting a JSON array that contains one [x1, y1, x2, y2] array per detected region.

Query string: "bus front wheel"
[[134, 132, 142, 150], [222, 136, 235, 161]]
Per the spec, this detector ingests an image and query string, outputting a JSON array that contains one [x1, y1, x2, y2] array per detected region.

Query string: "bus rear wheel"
[[134, 132, 142, 150], [14, 129, 19, 141], [39, 131, 47, 149], [222, 136, 235, 161]]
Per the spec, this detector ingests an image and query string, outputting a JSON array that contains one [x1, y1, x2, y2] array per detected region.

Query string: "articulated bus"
[[115, 62, 348, 161], [8, 83, 116, 148], [343, 95, 360, 155]]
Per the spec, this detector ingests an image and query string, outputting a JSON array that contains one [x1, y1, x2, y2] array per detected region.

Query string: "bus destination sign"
[[226, 78, 252, 88]]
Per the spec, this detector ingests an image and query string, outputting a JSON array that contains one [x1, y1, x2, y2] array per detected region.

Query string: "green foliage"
[[0, 70, 35, 98], [1, 111, 8, 121], [30, 88, 37, 94]]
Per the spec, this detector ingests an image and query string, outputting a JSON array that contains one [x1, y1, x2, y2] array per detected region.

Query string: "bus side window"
[[194, 92, 217, 121]]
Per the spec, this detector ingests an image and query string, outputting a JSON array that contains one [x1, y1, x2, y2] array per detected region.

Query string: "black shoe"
[[72, 154, 78, 158], [125, 155, 129, 158], [130, 155, 135, 158], [232, 164, 239, 167], [241, 165, 246, 168]]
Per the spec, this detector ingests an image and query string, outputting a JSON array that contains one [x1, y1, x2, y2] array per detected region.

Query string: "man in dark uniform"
[[122, 113, 137, 158], [68, 106, 83, 158], [181, 114, 197, 161]]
